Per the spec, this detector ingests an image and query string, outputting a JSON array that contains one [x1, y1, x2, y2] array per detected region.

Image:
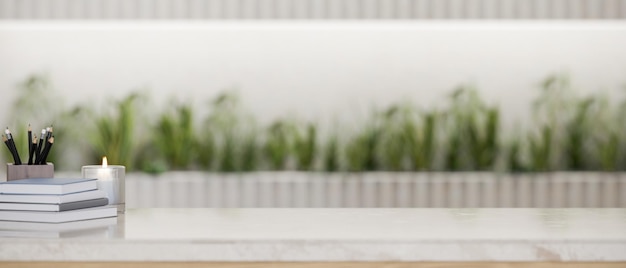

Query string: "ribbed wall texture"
[[1, 0, 625, 20], [123, 173, 626, 208]]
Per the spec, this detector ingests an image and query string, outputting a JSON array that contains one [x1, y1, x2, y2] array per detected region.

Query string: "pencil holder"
[[6, 163, 54, 181]]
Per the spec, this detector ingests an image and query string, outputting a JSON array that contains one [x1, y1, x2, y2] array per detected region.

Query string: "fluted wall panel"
[[1, 0, 626, 20], [117, 173, 626, 208]]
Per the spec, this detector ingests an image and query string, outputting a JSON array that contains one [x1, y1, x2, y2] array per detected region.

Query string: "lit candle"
[[82, 156, 125, 213]]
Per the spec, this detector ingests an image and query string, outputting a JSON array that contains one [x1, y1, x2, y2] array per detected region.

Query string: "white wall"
[[1, 21, 626, 132]]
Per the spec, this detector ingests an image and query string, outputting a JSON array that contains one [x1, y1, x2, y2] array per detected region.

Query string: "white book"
[[0, 178, 98, 195], [0, 189, 107, 204], [0, 206, 117, 223]]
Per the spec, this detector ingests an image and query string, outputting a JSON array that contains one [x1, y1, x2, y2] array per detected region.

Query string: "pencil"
[[2, 132, 10, 153], [28, 134, 37, 165], [46, 126, 53, 140], [4, 128, 22, 165], [35, 128, 46, 164], [39, 136, 54, 165], [27, 124, 32, 165]]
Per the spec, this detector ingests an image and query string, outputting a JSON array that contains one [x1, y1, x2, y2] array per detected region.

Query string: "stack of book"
[[0, 178, 117, 224]]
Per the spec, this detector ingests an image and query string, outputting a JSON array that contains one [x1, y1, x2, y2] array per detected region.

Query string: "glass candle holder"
[[82, 164, 125, 213]]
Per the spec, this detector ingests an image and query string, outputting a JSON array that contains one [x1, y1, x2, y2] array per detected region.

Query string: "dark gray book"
[[0, 198, 109, 212]]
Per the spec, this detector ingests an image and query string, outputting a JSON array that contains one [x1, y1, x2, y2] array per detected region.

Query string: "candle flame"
[[102, 156, 108, 168]]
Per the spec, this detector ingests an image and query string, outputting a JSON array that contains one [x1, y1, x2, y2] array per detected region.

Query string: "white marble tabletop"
[[1, 208, 625, 262]]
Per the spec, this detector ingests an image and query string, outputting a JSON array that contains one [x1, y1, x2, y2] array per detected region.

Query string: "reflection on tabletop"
[[0, 215, 123, 239]]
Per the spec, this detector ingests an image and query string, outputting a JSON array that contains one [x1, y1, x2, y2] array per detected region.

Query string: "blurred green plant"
[[89, 92, 144, 170], [196, 128, 216, 171], [378, 104, 440, 171], [240, 134, 259, 172], [323, 134, 340, 172], [264, 119, 294, 170], [582, 93, 625, 171], [443, 86, 500, 171], [618, 94, 626, 171], [6, 73, 626, 174], [344, 115, 381, 172], [201, 91, 255, 172], [405, 111, 437, 171], [293, 123, 317, 171], [378, 105, 408, 171], [152, 102, 197, 170], [531, 75, 570, 171], [506, 135, 527, 173], [205, 92, 237, 172]]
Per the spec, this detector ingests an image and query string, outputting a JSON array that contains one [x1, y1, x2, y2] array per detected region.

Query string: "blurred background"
[[1, 0, 625, 207]]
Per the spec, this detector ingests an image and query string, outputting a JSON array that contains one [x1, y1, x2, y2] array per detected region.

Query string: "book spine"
[[58, 198, 109, 211]]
